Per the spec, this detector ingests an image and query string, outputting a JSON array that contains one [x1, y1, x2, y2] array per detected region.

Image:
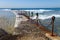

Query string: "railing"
[[0, 10, 60, 40], [24, 12, 56, 36]]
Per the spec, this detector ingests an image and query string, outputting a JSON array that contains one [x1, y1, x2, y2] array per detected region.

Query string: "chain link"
[[38, 19, 52, 27]]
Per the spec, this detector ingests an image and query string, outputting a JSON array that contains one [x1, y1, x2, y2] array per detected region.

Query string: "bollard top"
[[52, 16, 55, 21], [36, 13, 38, 16]]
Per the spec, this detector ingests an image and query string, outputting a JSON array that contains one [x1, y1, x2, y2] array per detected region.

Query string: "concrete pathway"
[[11, 11, 28, 28]]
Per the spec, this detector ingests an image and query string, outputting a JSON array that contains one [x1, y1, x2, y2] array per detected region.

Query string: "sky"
[[0, 0, 60, 8]]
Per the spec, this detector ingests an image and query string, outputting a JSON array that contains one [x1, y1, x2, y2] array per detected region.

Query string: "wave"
[[0, 9, 11, 11], [30, 14, 60, 20], [0, 9, 53, 12], [25, 9, 53, 13]]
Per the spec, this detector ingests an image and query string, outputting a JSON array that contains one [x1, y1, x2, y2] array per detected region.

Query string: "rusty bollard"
[[31, 12, 33, 17], [51, 16, 55, 36], [36, 13, 39, 26]]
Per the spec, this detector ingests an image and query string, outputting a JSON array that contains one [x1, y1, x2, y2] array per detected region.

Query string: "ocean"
[[0, 8, 60, 36]]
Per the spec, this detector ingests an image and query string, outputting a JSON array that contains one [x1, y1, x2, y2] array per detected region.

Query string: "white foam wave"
[[0, 9, 11, 11], [31, 14, 60, 20], [25, 9, 53, 13]]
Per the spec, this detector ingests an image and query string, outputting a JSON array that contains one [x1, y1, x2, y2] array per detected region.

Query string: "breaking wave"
[[31, 14, 60, 20], [0, 9, 11, 11], [0, 9, 53, 12], [25, 9, 53, 13]]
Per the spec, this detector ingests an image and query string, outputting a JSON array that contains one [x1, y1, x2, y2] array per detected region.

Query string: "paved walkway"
[[12, 11, 29, 28], [14, 15, 28, 28]]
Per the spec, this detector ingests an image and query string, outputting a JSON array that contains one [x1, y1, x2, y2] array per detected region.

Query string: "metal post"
[[29, 11, 30, 17], [36, 13, 39, 26], [31, 12, 33, 17], [51, 16, 55, 36]]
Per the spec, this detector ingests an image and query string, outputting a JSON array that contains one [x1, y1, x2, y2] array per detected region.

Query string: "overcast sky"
[[0, 0, 60, 8]]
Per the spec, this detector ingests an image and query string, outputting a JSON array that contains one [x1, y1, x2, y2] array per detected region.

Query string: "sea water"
[[0, 10, 15, 32]]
